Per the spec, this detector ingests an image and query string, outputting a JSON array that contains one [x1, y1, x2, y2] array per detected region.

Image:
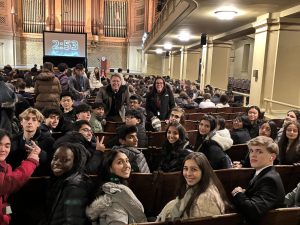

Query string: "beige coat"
[[157, 184, 225, 221]]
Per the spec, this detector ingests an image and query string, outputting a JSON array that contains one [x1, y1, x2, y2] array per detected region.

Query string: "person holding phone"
[[0, 129, 40, 225]]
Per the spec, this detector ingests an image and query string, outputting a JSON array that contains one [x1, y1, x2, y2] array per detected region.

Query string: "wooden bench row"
[[137, 207, 300, 225], [9, 165, 300, 225], [95, 130, 199, 148]]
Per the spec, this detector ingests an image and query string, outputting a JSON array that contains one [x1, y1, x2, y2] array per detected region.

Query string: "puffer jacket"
[[211, 131, 233, 151], [0, 159, 38, 225], [34, 72, 61, 110], [111, 145, 150, 173], [86, 182, 147, 225]]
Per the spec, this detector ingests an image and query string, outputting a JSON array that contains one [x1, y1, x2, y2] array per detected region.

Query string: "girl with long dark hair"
[[157, 152, 231, 221], [159, 121, 193, 172], [278, 121, 300, 164], [86, 149, 147, 225]]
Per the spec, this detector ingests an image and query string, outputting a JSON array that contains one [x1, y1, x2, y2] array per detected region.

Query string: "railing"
[[144, 0, 197, 51], [264, 98, 300, 114], [216, 87, 249, 107]]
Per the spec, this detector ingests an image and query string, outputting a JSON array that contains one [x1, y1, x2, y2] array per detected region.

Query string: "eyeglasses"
[[80, 128, 93, 133]]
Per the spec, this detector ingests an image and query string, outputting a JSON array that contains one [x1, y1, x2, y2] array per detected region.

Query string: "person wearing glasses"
[[54, 120, 105, 174], [146, 76, 175, 122]]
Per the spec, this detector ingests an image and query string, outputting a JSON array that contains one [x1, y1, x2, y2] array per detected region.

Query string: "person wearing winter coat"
[[95, 73, 129, 122], [157, 152, 231, 221], [54, 120, 105, 174], [230, 115, 251, 145], [34, 62, 61, 111], [124, 109, 148, 148], [7, 108, 55, 176], [111, 125, 150, 173], [68, 64, 91, 105], [194, 115, 232, 170], [0, 74, 17, 134], [159, 121, 193, 172], [86, 149, 147, 225], [0, 129, 40, 225], [146, 76, 175, 121], [40, 142, 93, 225]]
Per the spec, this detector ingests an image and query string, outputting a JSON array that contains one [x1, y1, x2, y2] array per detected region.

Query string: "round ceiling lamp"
[[214, 10, 237, 20]]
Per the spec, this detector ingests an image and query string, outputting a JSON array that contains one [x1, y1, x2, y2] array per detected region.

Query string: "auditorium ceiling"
[[144, 0, 300, 53]]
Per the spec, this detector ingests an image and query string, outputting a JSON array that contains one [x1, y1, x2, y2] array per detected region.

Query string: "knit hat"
[[151, 116, 161, 131]]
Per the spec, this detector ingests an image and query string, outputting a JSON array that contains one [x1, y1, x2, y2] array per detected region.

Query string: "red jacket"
[[0, 159, 38, 225]]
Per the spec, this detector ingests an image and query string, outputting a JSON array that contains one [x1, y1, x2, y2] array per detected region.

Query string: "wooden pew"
[[137, 208, 300, 225], [142, 147, 163, 172], [129, 172, 159, 217], [147, 131, 166, 148], [185, 113, 205, 121], [259, 207, 300, 225], [104, 121, 125, 132], [215, 168, 254, 202], [198, 108, 217, 113], [226, 144, 248, 162], [94, 132, 117, 146]]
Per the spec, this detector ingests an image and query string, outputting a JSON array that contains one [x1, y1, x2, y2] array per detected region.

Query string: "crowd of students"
[[0, 63, 300, 225]]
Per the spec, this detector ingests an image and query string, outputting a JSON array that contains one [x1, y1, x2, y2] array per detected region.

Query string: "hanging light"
[[163, 42, 173, 50], [214, 10, 237, 20], [156, 48, 163, 54]]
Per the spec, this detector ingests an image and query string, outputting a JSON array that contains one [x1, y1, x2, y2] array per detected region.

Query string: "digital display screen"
[[43, 32, 86, 57]]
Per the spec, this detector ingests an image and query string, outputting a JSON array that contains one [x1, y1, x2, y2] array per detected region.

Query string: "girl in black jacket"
[[194, 115, 232, 170], [41, 142, 93, 225], [159, 121, 193, 172]]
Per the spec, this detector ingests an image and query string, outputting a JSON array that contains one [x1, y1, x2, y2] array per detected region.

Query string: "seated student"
[[198, 93, 215, 109], [86, 149, 147, 225], [168, 106, 185, 126], [112, 125, 150, 173], [230, 115, 251, 145], [54, 120, 105, 174], [159, 121, 193, 172], [89, 103, 104, 133], [125, 109, 148, 148], [7, 107, 55, 176], [236, 120, 278, 168], [194, 115, 232, 170], [278, 121, 300, 165], [90, 102, 106, 128], [212, 116, 233, 151], [40, 107, 62, 134], [276, 109, 300, 142], [157, 152, 231, 221], [244, 106, 263, 138], [40, 143, 93, 225], [215, 94, 230, 108], [231, 136, 285, 225], [75, 103, 92, 122], [175, 91, 198, 109], [215, 116, 231, 139], [0, 129, 40, 225], [60, 92, 76, 123], [285, 182, 300, 207], [128, 94, 146, 127]]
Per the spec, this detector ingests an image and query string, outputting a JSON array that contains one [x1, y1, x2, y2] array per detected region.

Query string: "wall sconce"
[[253, 69, 258, 82]]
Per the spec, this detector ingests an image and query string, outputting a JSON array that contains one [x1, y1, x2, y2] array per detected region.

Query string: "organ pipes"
[[62, 0, 85, 33], [22, 0, 45, 33], [104, 0, 128, 37]]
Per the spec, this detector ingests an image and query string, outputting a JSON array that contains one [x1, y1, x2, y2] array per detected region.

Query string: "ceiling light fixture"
[[164, 42, 173, 50], [214, 10, 237, 20], [156, 48, 163, 54], [177, 31, 190, 42]]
